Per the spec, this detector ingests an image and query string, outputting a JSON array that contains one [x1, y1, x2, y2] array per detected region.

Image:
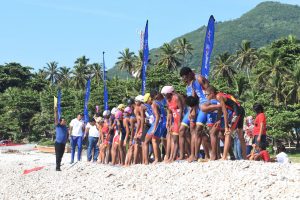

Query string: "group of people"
[[54, 67, 281, 171]]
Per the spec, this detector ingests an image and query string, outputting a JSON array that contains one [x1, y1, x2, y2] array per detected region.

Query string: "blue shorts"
[[147, 122, 164, 139], [206, 99, 219, 127], [161, 128, 167, 139], [196, 109, 207, 125], [182, 107, 207, 126], [220, 110, 233, 129], [207, 112, 218, 127], [181, 109, 197, 127]]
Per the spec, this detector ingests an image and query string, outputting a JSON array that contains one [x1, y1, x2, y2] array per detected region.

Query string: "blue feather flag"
[[201, 15, 215, 79], [57, 89, 62, 121], [141, 20, 149, 95], [103, 52, 109, 111], [84, 79, 91, 123]]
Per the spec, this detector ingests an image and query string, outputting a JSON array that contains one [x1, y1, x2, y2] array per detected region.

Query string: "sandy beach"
[[0, 149, 300, 200]]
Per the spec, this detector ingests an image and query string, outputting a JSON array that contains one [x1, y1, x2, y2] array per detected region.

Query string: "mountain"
[[108, 1, 300, 78]]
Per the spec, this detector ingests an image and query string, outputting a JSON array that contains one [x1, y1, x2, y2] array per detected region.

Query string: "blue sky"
[[0, 0, 299, 71]]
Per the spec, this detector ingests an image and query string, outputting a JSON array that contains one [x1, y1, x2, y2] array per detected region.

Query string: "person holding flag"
[[54, 92, 68, 171]]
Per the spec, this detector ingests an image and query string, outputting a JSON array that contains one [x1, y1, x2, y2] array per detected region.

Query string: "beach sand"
[[0, 150, 300, 200]]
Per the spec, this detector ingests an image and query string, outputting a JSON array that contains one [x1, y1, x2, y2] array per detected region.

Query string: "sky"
[[0, 0, 299, 71]]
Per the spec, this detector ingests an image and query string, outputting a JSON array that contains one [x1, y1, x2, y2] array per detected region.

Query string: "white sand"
[[1, 151, 300, 200]]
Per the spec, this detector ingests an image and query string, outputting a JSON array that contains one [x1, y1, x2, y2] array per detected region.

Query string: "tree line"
[[0, 36, 299, 147]]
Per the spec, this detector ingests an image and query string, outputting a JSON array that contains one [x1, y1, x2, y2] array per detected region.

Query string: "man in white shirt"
[[69, 113, 85, 163], [84, 118, 100, 162]]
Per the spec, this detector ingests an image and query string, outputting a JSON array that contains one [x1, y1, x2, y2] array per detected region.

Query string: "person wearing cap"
[[161, 86, 185, 163], [111, 110, 126, 165], [144, 90, 167, 164], [123, 106, 134, 165], [133, 95, 146, 164], [84, 118, 100, 162], [99, 110, 113, 164], [117, 104, 126, 112], [69, 113, 85, 163], [127, 98, 137, 146]]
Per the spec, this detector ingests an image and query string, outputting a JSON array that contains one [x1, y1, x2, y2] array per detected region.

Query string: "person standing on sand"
[[69, 113, 85, 163], [252, 103, 267, 146], [161, 86, 184, 163], [54, 107, 68, 171], [84, 118, 100, 162]]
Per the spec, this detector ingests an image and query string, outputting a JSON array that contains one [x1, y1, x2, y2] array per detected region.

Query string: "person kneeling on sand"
[[270, 144, 290, 164]]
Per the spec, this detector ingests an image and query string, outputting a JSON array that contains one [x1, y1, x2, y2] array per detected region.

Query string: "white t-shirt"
[[86, 123, 100, 138], [70, 118, 84, 137], [276, 152, 289, 164]]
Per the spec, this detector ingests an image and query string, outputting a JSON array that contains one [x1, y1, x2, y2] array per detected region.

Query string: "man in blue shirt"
[[54, 107, 68, 171]]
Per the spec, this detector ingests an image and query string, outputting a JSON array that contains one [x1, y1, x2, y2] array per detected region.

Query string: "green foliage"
[[1, 2, 300, 145], [0, 63, 32, 92], [38, 138, 55, 146]]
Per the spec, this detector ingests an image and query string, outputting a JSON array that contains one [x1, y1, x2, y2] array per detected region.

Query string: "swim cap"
[[161, 86, 174, 94]]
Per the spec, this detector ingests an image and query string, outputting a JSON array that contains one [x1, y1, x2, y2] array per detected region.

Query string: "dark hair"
[[59, 118, 64, 123], [150, 90, 158, 99], [206, 85, 218, 94], [258, 142, 267, 150], [95, 113, 101, 117], [127, 98, 135, 106], [179, 67, 193, 77], [185, 96, 199, 107], [277, 144, 286, 153], [78, 113, 83, 116], [253, 103, 264, 113], [90, 118, 96, 123]]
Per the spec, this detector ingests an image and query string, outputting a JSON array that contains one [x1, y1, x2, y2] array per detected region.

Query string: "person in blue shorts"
[[143, 90, 167, 164], [180, 67, 210, 162]]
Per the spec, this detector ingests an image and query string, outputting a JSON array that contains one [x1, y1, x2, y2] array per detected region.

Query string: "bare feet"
[[152, 160, 159, 165], [165, 157, 175, 163], [163, 156, 169, 163], [221, 156, 228, 160], [187, 155, 197, 163], [177, 156, 184, 160]]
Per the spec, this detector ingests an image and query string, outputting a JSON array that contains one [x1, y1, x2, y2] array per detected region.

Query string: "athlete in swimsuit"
[[133, 95, 145, 164], [161, 86, 184, 162], [180, 67, 210, 162], [205, 85, 246, 160]]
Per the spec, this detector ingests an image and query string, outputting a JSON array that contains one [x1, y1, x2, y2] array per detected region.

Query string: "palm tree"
[[234, 74, 249, 100], [132, 50, 151, 79], [75, 56, 90, 68], [283, 62, 300, 104], [256, 50, 290, 105], [175, 38, 193, 68], [44, 61, 59, 84], [36, 69, 48, 80], [58, 66, 72, 86], [73, 56, 90, 89], [132, 50, 143, 79], [89, 63, 103, 84], [116, 48, 136, 75], [234, 40, 258, 79], [158, 43, 181, 71], [212, 52, 236, 87]]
